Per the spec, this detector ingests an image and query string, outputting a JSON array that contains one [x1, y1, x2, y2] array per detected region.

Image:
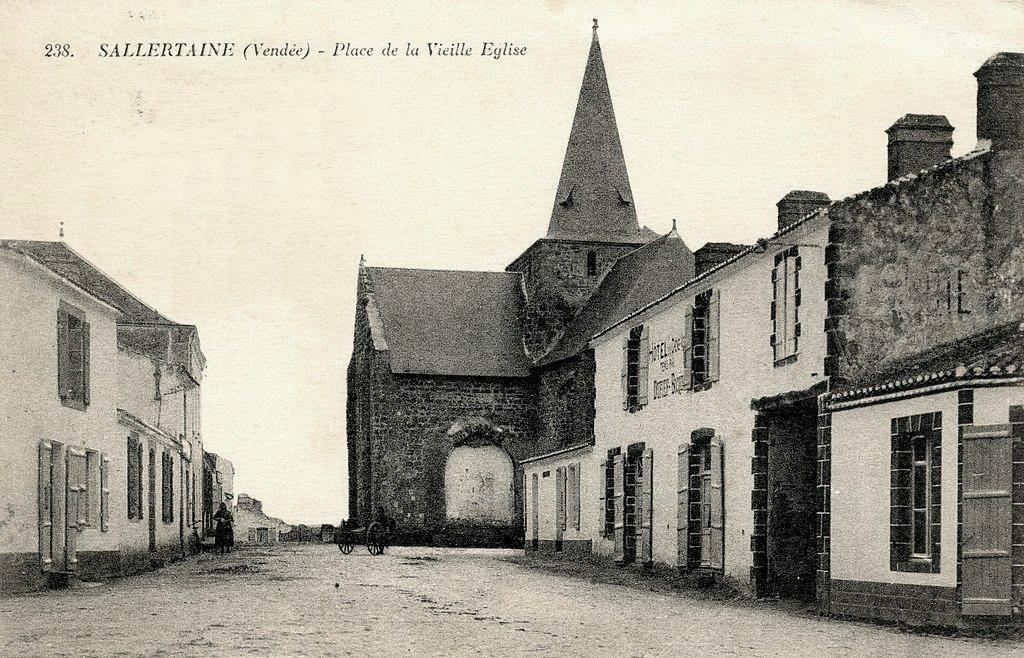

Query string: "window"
[[686, 290, 720, 389], [161, 451, 174, 524], [620, 325, 649, 412], [677, 431, 724, 571], [586, 251, 597, 276], [771, 248, 800, 364], [57, 301, 90, 410], [567, 462, 581, 531], [127, 434, 143, 520], [890, 412, 941, 573]]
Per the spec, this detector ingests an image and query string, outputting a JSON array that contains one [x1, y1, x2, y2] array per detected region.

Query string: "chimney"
[[776, 191, 830, 231], [886, 114, 954, 180], [694, 242, 747, 275], [975, 52, 1024, 150]]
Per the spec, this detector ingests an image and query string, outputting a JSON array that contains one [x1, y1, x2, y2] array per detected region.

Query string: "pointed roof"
[[547, 21, 645, 244]]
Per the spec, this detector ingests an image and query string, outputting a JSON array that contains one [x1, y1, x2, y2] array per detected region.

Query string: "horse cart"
[[336, 521, 391, 555]]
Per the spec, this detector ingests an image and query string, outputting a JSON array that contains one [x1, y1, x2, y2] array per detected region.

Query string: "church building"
[[345, 22, 694, 545]]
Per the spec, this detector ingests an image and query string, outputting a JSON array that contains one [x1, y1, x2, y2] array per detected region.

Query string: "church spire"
[[546, 20, 642, 242]]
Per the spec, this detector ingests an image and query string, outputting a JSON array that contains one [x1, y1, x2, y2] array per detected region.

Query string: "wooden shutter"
[[677, 444, 690, 568], [568, 462, 580, 531], [50, 443, 66, 571], [81, 321, 90, 406], [708, 290, 721, 382], [638, 447, 654, 564], [530, 473, 539, 546], [621, 337, 629, 410], [555, 466, 566, 537], [57, 307, 70, 400], [770, 259, 781, 360], [708, 437, 725, 569], [38, 442, 54, 567], [598, 459, 607, 534], [683, 306, 693, 389], [66, 449, 87, 568], [637, 325, 650, 407], [136, 441, 144, 519], [962, 423, 1012, 616], [100, 454, 110, 532], [613, 453, 625, 562]]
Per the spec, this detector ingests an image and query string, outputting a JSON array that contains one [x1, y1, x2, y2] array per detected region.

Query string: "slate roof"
[[1, 240, 172, 323], [829, 318, 1024, 405], [365, 267, 531, 378], [546, 25, 647, 243], [538, 228, 695, 366]]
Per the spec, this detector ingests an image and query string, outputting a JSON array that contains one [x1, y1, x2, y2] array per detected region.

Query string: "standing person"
[[214, 502, 234, 555]]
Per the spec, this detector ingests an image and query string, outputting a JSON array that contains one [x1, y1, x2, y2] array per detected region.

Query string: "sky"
[[2, 1, 1023, 524]]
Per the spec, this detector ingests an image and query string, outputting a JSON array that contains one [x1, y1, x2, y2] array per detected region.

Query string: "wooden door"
[[962, 424, 1012, 616], [148, 448, 157, 552], [699, 439, 725, 569]]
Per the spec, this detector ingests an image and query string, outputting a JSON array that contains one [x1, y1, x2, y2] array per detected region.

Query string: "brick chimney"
[[776, 191, 830, 231], [886, 114, 954, 180], [975, 52, 1024, 150]]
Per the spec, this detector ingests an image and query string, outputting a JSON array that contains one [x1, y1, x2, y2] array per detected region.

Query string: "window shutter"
[[81, 321, 91, 406], [621, 337, 629, 411], [100, 453, 109, 532], [708, 437, 725, 570], [613, 453, 625, 563], [771, 263, 781, 360], [137, 442, 144, 519], [57, 307, 70, 400], [677, 444, 690, 568], [683, 306, 693, 389], [637, 325, 650, 407], [962, 423, 1013, 616], [568, 463, 580, 531], [638, 447, 654, 564], [598, 459, 607, 535], [708, 290, 721, 382], [38, 442, 54, 567], [555, 466, 566, 534]]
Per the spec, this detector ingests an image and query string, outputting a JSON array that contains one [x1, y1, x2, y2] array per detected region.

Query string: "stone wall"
[[534, 351, 596, 454], [825, 148, 1024, 385], [508, 239, 640, 356]]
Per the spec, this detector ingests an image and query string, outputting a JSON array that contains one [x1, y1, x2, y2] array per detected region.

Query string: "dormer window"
[[587, 251, 597, 276], [558, 186, 575, 208]]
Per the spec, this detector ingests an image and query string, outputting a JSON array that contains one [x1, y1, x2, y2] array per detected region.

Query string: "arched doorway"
[[443, 417, 515, 523]]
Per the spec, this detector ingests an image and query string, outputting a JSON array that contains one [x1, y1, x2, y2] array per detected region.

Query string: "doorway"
[[764, 401, 818, 601]]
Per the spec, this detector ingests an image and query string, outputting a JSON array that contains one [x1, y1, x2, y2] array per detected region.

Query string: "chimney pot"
[[975, 52, 1024, 150], [776, 190, 830, 231], [886, 114, 954, 180]]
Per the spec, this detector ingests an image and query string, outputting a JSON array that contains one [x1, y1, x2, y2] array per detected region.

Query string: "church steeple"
[[547, 20, 642, 242]]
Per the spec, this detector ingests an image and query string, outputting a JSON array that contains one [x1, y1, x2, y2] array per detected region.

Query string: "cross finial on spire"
[[593, 18, 599, 35], [59, 221, 64, 239]]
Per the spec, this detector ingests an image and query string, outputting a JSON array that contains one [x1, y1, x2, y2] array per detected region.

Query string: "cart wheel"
[[366, 522, 387, 556], [339, 543, 353, 554], [367, 544, 379, 556]]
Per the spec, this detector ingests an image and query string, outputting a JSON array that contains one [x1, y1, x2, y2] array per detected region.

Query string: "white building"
[[0, 240, 207, 593]]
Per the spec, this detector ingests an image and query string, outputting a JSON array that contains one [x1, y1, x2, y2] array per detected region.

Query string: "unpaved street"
[[0, 544, 1020, 657]]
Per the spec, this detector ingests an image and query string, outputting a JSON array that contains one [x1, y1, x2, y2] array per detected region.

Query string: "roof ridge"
[[366, 265, 522, 276]]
